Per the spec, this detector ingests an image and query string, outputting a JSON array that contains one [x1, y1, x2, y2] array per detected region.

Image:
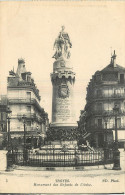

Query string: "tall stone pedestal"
[[49, 26, 77, 142], [51, 58, 77, 128]]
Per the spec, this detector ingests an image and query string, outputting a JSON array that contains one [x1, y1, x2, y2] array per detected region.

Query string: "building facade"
[[0, 95, 8, 149], [79, 51, 125, 148], [77, 110, 87, 136], [7, 58, 49, 148]]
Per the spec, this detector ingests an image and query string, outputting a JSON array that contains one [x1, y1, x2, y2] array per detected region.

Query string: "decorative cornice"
[[51, 71, 75, 80]]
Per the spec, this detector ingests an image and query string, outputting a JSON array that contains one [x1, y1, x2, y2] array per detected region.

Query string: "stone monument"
[[50, 26, 77, 128]]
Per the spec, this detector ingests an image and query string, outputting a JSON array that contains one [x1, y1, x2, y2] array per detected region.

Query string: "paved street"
[[0, 149, 125, 194]]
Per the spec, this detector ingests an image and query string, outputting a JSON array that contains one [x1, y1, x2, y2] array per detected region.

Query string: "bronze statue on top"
[[52, 26, 72, 60]]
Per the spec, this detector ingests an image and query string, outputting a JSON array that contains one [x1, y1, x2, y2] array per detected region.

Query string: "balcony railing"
[[8, 98, 45, 114], [18, 81, 35, 87], [8, 98, 35, 104], [86, 110, 125, 117], [87, 93, 125, 102], [17, 113, 36, 119], [17, 113, 44, 123], [10, 127, 41, 132], [88, 123, 125, 131], [26, 127, 41, 132]]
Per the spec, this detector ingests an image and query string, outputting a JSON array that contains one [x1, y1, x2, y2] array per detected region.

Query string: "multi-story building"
[[79, 51, 125, 148], [0, 95, 8, 148], [7, 58, 49, 148], [77, 110, 86, 136]]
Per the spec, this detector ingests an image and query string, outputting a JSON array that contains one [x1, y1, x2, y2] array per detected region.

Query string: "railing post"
[[75, 147, 77, 166], [53, 148, 55, 166], [22, 115, 28, 164], [104, 148, 109, 165], [64, 151, 65, 167], [113, 142, 121, 170], [112, 105, 121, 170], [6, 151, 14, 171]]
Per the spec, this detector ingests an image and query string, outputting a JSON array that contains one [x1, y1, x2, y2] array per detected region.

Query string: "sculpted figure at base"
[[53, 26, 72, 60]]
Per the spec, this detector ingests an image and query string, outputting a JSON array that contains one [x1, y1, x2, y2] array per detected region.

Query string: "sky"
[[0, 1, 125, 122]]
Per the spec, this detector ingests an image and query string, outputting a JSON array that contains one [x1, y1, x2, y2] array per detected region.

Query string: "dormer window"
[[21, 73, 26, 81], [97, 102, 102, 113], [96, 74, 101, 82], [97, 118, 102, 128], [120, 74, 124, 84], [27, 76, 31, 82], [97, 89, 102, 97], [114, 101, 121, 109]]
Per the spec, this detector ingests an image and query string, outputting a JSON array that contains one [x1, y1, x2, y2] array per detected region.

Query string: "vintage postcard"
[[0, 0, 125, 194]]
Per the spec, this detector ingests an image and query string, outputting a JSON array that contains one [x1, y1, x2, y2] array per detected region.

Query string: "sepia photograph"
[[0, 0, 125, 194]]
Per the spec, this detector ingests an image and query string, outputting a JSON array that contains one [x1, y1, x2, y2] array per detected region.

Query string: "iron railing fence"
[[7, 149, 114, 167]]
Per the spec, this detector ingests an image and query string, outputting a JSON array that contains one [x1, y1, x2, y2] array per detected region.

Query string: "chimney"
[[111, 50, 117, 68], [16, 58, 26, 77]]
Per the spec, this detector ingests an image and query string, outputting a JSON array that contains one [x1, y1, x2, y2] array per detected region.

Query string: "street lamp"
[[6, 107, 12, 152], [36, 125, 39, 131], [112, 104, 121, 170], [22, 114, 27, 161], [103, 112, 111, 164], [103, 113, 109, 149], [41, 132, 45, 145]]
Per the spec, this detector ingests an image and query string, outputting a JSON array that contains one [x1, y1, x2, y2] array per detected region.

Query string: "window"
[[3, 113, 6, 121], [120, 74, 124, 84], [97, 89, 102, 97], [98, 119, 102, 128], [27, 121, 31, 126], [97, 103, 102, 113], [117, 118, 121, 128], [103, 73, 117, 81], [114, 102, 121, 109], [96, 74, 101, 82], [1, 124, 4, 131], [21, 73, 26, 81], [18, 137, 21, 144], [27, 92, 31, 101], [114, 89, 121, 96], [1, 113, 3, 121], [27, 76, 31, 82], [27, 106, 31, 112]]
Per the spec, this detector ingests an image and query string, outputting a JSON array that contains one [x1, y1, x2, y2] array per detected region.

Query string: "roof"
[[101, 63, 125, 73]]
